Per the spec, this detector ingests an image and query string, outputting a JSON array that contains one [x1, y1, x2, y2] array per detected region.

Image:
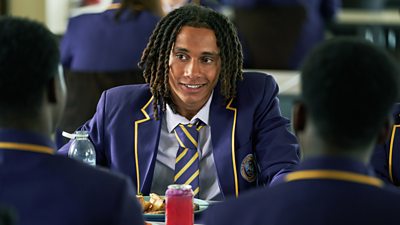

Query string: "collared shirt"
[[150, 92, 221, 200]]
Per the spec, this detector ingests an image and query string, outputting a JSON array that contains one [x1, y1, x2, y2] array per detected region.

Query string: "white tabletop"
[[336, 9, 400, 26], [244, 69, 300, 96]]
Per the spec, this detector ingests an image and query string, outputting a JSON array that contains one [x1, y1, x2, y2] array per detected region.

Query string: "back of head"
[[0, 16, 59, 117], [139, 4, 243, 118], [301, 37, 400, 149]]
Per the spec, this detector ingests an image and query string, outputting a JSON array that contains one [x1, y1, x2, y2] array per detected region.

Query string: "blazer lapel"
[[134, 96, 163, 194], [210, 91, 239, 198]]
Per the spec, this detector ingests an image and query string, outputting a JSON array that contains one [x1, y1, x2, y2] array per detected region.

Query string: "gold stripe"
[[286, 170, 384, 187], [0, 142, 53, 154], [174, 130, 186, 148], [185, 169, 200, 185], [134, 96, 154, 194], [226, 98, 239, 198], [179, 125, 198, 148], [388, 125, 400, 183], [175, 148, 188, 163], [196, 125, 204, 131], [174, 152, 199, 181], [193, 187, 199, 196]]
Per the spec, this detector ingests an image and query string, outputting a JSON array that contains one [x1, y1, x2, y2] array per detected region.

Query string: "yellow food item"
[[136, 193, 200, 214]]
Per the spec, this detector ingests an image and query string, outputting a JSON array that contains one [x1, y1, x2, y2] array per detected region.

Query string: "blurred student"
[[223, 0, 341, 69], [58, 0, 162, 141], [0, 16, 144, 225], [203, 37, 400, 225], [160, 0, 221, 15]]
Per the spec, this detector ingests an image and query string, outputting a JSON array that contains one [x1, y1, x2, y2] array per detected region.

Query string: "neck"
[[299, 125, 373, 165], [0, 113, 53, 139]]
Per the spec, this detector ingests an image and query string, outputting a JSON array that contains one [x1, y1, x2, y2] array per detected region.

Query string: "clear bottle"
[[67, 130, 96, 166]]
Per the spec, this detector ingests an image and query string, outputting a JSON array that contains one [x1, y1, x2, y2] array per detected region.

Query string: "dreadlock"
[[139, 4, 243, 119]]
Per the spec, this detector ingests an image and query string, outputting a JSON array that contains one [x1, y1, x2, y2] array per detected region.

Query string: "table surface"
[[245, 69, 300, 96], [336, 9, 400, 25]]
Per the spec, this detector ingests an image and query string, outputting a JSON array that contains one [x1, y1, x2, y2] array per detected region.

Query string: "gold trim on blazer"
[[226, 98, 239, 197], [388, 125, 400, 183], [0, 142, 53, 154], [286, 170, 383, 188], [134, 96, 154, 194]]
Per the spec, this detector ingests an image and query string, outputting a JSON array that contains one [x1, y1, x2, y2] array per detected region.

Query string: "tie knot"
[[174, 120, 204, 149]]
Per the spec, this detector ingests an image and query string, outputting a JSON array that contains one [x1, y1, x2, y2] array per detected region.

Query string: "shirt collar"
[[165, 91, 213, 133], [0, 128, 56, 153]]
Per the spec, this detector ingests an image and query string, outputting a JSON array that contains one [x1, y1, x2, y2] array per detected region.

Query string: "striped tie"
[[173, 120, 204, 198]]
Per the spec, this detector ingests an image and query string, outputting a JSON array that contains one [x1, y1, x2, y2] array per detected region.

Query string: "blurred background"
[[1, 0, 400, 119]]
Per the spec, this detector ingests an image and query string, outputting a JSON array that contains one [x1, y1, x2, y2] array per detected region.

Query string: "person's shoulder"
[[106, 83, 150, 96], [68, 12, 102, 24], [103, 84, 152, 106], [50, 154, 130, 186], [237, 71, 277, 92], [204, 187, 272, 225]]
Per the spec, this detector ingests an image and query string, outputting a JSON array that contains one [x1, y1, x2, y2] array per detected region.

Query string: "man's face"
[[168, 26, 221, 118]]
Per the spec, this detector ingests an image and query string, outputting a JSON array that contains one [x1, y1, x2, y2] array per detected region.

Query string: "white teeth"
[[185, 84, 202, 88]]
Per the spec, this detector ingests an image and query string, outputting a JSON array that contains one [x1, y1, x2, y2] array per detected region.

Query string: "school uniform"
[[203, 156, 400, 225], [58, 7, 160, 137], [371, 103, 400, 185], [0, 129, 144, 225], [58, 71, 300, 198]]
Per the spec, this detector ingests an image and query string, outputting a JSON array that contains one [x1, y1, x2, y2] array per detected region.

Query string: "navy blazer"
[[0, 129, 144, 225], [61, 8, 160, 71], [59, 71, 300, 198], [203, 156, 400, 225], [371, 103, 400, 185]]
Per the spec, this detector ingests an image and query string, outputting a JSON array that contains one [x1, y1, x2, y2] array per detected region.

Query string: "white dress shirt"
[[150, 93, 221, 200]]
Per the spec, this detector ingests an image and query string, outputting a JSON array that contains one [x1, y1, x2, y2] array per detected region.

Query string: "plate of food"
[[137, 193, 209, 222]]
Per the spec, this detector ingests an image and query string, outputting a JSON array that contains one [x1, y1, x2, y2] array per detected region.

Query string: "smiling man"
[[59, 4, 299, 200]]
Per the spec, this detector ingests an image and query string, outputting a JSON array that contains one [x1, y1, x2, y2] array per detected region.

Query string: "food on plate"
[[136, 193, 200, 214], [137, 193, 165, 214]]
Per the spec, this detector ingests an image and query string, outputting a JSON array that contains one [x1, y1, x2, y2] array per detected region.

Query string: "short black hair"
[[301, 37, 400, 148], [0, 16, 59, 115], [139, 4, 243, 119]]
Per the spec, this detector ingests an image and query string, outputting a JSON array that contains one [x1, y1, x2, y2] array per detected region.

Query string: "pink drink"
[[165, 184, 194, 225]]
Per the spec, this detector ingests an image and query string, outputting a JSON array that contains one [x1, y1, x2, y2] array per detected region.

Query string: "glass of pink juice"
[[165, 184, 194, 225]]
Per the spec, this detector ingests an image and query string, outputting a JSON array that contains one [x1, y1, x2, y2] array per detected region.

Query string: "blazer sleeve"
[[57, 90, 108, 166], [251, 75, 300, 185]]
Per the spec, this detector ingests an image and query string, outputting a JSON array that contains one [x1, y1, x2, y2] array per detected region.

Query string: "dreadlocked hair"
[[138, 4, 243, 119]]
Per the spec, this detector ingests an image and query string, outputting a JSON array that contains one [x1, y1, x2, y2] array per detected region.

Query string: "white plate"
[[143, 197, 209, 222]]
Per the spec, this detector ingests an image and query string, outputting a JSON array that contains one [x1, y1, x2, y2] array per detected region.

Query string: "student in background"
[[0, 16, 144, 225], [203, 37, 400, 225], [222, 0, 341, 69], [58, 0, 162, 144]]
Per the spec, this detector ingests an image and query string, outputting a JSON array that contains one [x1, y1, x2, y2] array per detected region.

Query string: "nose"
[[185, 59, 201, 77]]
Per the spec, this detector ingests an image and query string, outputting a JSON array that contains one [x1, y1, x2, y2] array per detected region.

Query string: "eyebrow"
[[173, 47, 219, 56]]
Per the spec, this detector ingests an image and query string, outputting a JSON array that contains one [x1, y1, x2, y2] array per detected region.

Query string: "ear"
[[46, 77, 57, 104], [377, 116, 393, 144], [292, 101, 306, 135]]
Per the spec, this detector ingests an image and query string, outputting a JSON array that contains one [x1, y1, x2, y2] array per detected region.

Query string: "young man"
[[203, 37, 400, 225], [59, 4, 300, 200], [0, 16, 144, 225]]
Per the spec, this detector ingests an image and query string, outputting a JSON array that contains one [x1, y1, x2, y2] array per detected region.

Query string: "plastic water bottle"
[[65, 130, 96, 166]]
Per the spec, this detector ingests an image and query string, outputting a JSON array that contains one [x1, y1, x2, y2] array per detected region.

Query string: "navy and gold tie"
[[173, 120, 204, 197]]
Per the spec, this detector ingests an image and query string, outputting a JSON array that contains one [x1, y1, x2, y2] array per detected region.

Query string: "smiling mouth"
[[182, 84, 205, 89]]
